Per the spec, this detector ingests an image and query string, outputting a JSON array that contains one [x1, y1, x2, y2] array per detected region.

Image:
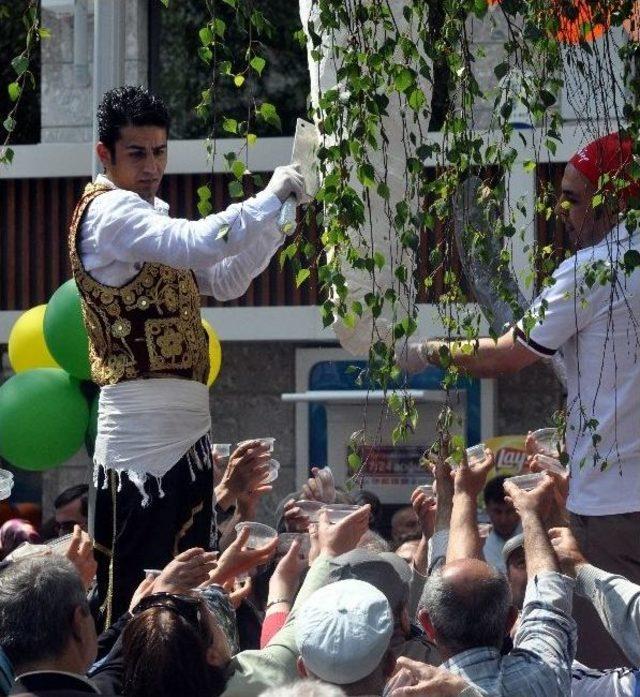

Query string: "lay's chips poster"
[[479, 435, 528, 513]]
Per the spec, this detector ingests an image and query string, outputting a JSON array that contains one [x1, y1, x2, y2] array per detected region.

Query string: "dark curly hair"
[[97, 85, 170, 159]]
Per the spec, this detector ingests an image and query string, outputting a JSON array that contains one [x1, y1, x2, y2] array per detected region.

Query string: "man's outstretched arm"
[[398, 330, 539, 378], [550, 525, 640, 666]]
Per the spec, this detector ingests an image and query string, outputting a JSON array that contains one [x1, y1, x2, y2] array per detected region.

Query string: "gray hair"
[[420, 566, 511, 653], [260, 681, 346, 697], [0, 556, 88, 668]]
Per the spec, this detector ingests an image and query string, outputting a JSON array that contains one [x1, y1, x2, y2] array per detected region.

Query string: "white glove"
[[266, 164, 306, 203], [396, 340, 431, 374]]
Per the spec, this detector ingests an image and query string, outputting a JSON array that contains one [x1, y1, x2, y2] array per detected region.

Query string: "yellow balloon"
[[201, 319, 222, 388], [8, 305, 60, 373]]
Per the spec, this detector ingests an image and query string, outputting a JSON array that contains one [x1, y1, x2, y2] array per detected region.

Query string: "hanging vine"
[[157, 0, 640, 470], [0, 1, 48, 166]]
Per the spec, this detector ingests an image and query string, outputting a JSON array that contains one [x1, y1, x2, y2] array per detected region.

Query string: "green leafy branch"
[[0, 1, 48, 166]]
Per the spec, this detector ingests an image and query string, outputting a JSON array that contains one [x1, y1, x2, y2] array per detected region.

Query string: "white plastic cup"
[[508, 472, 545, 491], [533, 453, 566, 475], [465, 443, 487, 466], [212, 443, 231, 457], [238, 437, 275, 453], [531, 428, 561, 457], [416, 484, 434, 498], [323, 504, 361, 524], [295, 499, 324, 522], [235, 521, 278, 549], [277, 532, 311, 558], [262, 459, 280, 484]]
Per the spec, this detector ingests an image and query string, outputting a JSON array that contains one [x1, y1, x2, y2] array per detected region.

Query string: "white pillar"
[[73, 0, 89, 87], [91, 0, 126, 177]]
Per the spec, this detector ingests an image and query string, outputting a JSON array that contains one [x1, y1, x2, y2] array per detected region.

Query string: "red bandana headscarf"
[[569, 132, 640, 203]]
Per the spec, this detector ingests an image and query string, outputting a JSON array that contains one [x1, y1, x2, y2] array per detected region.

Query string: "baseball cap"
[[326, 548, 411, 612], [295, 579, 393, 685], [502, 533, 525, 565]]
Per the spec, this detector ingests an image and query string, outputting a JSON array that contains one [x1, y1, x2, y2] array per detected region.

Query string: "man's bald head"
[[419, 559, 512, 656]]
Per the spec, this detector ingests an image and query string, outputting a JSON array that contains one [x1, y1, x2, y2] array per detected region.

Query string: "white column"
[[73, 0, 89, 86], [507, 159, 537, 305], [91, 0, 126, 177]]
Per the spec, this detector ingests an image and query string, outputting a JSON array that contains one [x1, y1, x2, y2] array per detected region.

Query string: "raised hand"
[[311, 504, 371, 559], [454, 448, 494, 499], [216, 439, 271, 512], [548, 526, 589, 577], [267, 540, 307, 609], [410, 488, 436, 540], [154, 547, 218, 593], [203, 526, 277, 587], [283, 498, 312, 533], [301, 466, 336, 504], [503, 474, 555, 522], [385, 657, 472, 696], [64, 524, 97, 591]]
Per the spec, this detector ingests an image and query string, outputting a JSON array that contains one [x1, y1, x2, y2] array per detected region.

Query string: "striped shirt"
[[442, 572, 577, 697]]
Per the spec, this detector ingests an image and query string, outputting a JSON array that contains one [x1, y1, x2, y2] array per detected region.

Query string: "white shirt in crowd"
[[80, 175, 284, 497], [482, 523, 522, 574], [516, 223, 640, 516]]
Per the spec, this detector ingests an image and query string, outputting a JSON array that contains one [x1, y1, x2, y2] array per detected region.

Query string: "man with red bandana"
[[399, 132, 640, 668]]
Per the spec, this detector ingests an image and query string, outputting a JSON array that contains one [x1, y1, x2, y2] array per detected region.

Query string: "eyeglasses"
[[132, 592, 204, 631]]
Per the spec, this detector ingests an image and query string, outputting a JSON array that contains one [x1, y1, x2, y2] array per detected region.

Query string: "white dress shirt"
[[80, 174, 284, 298], [80, 175, 284, 498]]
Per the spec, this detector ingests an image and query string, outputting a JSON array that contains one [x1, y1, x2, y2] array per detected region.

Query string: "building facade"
[[0, 0, 567, 523]]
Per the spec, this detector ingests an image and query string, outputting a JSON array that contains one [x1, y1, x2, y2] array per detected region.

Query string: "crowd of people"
[[0, 438, 639, 696]]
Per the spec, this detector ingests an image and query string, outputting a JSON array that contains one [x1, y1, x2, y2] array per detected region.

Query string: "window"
[[0, 2, 41, 144], [148, 0, 309, 139]]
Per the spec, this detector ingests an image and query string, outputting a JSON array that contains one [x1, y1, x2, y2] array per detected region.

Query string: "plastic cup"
[[532, 428, 561, 458], [46, 533, 75, 556], [277, 532, 311, 558], [238, 437, 275, 453], [235, 521, 278, 549], [323, 504, 361, 524], [295, 499, 324, 522], [262, 459, 280, 484], [533, 453, 566, 475], [212, 443, 231, 457], [416, 484, 434, 498], [465, 443, 486, 465], [508, 472, 545, 491]]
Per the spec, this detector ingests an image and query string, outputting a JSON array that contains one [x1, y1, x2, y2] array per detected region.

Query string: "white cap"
[[295, 579, 393, 685]]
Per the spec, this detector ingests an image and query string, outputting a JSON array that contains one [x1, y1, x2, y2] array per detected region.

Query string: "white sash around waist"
[[94, 378, 212, 502]]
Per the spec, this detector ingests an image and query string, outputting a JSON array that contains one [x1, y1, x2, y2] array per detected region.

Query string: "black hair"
[[54, 484, 89, 518], [483, 475, 509, 507], [97, 85, 170, 157]]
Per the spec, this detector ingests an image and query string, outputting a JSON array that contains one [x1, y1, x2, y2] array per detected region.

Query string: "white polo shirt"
[[516, 223, 640, 516]]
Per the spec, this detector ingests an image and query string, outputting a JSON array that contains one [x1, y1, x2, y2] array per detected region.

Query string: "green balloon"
[[44, 279, 91, 380], [0, 369, 90, 471]]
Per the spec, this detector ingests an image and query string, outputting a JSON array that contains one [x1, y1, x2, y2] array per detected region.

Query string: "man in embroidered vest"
[[69, 85, 304, 626]]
